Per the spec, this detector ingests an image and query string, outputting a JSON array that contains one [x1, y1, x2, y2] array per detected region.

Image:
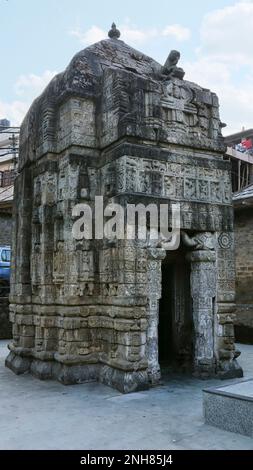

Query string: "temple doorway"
[[158, 247, 193, 374]]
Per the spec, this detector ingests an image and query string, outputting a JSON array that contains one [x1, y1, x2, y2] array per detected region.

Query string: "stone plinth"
[[203, 379, 253, 437]]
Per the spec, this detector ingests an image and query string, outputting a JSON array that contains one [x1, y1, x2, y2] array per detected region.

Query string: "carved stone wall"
[[6, 35, 242, 392]]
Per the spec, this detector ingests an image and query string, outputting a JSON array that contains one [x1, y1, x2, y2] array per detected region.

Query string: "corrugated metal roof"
[[233, 183, 253, 201], [225, 129, 253, 143]]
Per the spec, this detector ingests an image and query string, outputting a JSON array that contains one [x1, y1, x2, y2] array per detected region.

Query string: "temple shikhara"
[[6, 24, 243, 392]]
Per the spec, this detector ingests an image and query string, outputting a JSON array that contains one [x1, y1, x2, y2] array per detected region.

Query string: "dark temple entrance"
[[158, 247, 193, 373]]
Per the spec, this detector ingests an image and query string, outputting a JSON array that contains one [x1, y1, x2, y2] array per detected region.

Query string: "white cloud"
[[183, 58, 231, 89], [70, 26, 106, 45], [14, 70, 57, 97], [120, 25, 157, 44], [184, 57, 253, 134], [0, 100, 29, 127], [70, 22, 190, 46], [70, 24, 158, 46], [184, 1, 253, 135], [199, 2, 253, 66], [0, 70, 57, 126], [162, 24, 191, 42]]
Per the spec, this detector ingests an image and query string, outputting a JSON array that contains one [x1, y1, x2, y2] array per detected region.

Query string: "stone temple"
[[6, 24, 243, 392]]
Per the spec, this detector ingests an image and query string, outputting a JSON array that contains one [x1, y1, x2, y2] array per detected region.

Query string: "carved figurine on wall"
[[181, 231, 215, 251], [162, 50, 185, 80]]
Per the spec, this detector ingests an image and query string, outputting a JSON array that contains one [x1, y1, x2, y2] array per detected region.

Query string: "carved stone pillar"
[[146, 247, 166, 385], [187, 249, 217, 377]]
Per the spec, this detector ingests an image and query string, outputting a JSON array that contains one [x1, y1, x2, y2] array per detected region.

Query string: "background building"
[[0, 119, 19, 245], [225, 129, 253, 343], [224, 128, 253, 192], [233, 184, 253, 343]]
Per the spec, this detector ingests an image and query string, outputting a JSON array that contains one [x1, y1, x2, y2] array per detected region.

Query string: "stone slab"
[[203, 379, 253, 437]]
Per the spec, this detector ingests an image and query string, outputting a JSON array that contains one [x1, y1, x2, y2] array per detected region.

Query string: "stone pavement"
[[0, 340, 253, 450]]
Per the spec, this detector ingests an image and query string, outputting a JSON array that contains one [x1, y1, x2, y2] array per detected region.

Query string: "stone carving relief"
[[162, 50, 185, 80], [182, 231, 216, 251], [143, 75, 222, 145], [218, 232, 233, 249], [103, 156, 231, 205]]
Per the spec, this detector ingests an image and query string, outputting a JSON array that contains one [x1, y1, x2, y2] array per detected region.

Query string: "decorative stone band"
[[186, 250, 216, 263]]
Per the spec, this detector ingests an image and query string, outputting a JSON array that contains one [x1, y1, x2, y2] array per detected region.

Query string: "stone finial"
[[108, 22, 121, 39]]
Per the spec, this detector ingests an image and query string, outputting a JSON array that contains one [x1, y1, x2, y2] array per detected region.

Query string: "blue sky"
[[1, 0, 253, 134]]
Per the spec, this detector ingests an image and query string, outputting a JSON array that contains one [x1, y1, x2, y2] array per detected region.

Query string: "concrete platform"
[[1, 340, 253, 450], [203, 379, 253, 437]]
